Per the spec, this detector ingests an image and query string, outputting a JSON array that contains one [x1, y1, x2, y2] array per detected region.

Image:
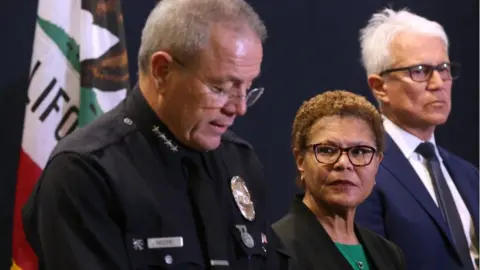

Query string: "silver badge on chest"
[[230, 176, 255, 221], [235, 225, 254, 248]]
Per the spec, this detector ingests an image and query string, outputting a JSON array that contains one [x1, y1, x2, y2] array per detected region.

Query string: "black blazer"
[[273, 197, 406, 270]]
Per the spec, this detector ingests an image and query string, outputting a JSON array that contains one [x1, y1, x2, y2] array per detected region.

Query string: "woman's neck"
[[303, 192, 359, 244]]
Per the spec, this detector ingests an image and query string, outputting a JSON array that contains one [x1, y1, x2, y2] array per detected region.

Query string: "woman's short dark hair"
[[292, 90, 385, 189]]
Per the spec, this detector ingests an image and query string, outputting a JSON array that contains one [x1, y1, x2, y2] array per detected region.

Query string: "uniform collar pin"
[[152, 125, 178, 152]]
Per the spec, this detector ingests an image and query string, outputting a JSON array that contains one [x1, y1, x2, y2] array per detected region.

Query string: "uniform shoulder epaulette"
[[222, 130, 253, 150], [50, 109, 135, 157]]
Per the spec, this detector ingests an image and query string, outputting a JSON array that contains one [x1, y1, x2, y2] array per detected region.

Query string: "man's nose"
[[427, 70, 446, 90], [222, 97, 247, 116]]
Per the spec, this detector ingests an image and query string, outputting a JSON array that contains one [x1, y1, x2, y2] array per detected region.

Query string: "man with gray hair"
[[355, 7, 478, 270], [22, 0, 293, 269]]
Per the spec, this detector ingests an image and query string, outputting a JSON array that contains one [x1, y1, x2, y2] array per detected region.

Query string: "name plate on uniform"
[[147, 237, 184, 249]]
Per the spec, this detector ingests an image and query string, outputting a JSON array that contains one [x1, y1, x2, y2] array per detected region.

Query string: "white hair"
[[138, 0, 267, 74], [360, 8, 449, 76]]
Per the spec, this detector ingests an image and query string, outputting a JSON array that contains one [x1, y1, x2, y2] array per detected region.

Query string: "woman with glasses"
[[273, 90, 406, 270]]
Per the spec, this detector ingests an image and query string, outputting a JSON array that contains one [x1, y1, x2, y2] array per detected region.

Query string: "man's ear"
[[150, 51, 173, 90], [368, 74, 389, 105]]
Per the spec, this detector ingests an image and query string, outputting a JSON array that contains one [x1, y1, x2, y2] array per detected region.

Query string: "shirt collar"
[[124, 84, 199, 155], [382, 115, 441, 161]]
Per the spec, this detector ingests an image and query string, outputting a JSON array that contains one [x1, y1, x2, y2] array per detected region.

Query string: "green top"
[[335, 243, 371, 270]]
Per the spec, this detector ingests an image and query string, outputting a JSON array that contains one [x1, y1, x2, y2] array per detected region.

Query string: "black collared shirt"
[[22, 86, 292, 270]]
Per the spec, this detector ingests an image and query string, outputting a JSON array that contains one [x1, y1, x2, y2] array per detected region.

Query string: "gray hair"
[[138, 0, 267, 74], [360, 8, 449, 76]]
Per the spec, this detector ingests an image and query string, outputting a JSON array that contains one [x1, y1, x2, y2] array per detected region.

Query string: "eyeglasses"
[[307, 143, 378, 167], [172, 57, 264, 107], [379, 62, 461, 83]]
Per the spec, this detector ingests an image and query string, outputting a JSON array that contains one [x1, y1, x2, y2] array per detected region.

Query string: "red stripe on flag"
[[12, 150, 42, 270]]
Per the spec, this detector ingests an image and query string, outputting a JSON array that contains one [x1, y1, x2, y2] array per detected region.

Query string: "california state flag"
[[11, 0, 129, 269]]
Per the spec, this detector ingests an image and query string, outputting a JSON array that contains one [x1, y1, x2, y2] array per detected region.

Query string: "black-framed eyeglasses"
[[379, 62, 461, 83], [307, 143, 378, 167], [172, 57, 264, 107]]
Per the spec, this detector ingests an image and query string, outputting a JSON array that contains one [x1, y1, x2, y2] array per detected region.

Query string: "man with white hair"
[[355, 8, 478, 270], [22, 0, 293, 269]]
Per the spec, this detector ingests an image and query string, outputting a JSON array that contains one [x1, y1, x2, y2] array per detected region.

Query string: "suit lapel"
[[439, 148, 479, 238], [381, 135, 456, 246]]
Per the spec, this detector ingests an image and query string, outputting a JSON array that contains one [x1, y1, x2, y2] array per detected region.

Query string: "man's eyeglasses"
[[172, 57, 264, 107], [379, 62, 461, 83], [307, 143, 378, 167]]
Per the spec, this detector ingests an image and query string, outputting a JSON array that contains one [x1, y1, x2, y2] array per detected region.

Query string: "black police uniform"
[[22, 85, 292, 270]]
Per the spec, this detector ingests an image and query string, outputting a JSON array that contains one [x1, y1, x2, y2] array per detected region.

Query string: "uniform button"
[[164, 254, 173, 264], [123, 117, 133, 125]]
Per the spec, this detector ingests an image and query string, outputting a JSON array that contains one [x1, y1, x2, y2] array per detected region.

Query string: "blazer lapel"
[[356, 227, 394, 270], [381, 135, 456, 246], [439, 148, 479, 238], [291, 199, 352, 270]]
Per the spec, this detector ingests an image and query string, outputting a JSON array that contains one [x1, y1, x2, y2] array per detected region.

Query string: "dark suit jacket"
[[355, 134, 479, 270], [273, 197, 406, 270]]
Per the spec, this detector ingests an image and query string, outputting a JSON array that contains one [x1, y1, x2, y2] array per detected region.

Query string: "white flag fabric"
[[12, 0, 129, 269]]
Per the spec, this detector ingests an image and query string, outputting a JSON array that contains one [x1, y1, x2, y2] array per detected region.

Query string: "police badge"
[[230, 176, 255, 221]]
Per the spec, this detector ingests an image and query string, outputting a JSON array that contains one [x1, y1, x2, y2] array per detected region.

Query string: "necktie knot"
[[415, 142, 437, 161]]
